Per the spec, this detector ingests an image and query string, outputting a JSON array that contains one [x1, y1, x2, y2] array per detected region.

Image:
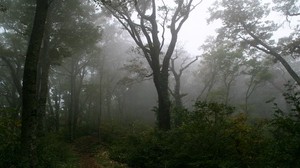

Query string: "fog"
[[0, 0, 298, 135], [1, 0, 300, 167]]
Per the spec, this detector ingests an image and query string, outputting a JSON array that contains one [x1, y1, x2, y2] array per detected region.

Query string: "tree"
[[217, 47, 243, 105], [0, 4, 7, 12], [0, 0, 35, 112], [169, 47, 198, 109], [20, 0, 48, 166], [0, 48, 24, 111], [196, 51, 219, 101], [197, 38, 244, 104], [36, 0, 54, 136], [40, 0, 102, 140], [273, 0, 300, 17], [243, 57, 272, 113], [209, 0, 300, 85], [96, 0, 202, 130]]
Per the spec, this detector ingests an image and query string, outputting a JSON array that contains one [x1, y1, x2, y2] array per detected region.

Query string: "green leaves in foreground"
[[110, 102, 270, 168]]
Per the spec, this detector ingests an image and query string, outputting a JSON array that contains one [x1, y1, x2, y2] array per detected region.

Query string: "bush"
[[0, 106, 77, 168], [270, 82, 300, 167], [0, 108, 21, 167], [37, 133, 78, 168], [109, 102, 270, 168]]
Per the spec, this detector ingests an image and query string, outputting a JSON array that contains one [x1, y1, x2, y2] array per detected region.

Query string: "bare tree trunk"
[[173, 75, 183, 108], [21, 0, 48, 167], [153, 68, 171, 130], [53, 88, 61, 132], [69, 59, 76, 141], [98, 73, 103, 141], [170, 54, 198, 108], [37, 12, 52, 135], [205, 74, 217, 101]]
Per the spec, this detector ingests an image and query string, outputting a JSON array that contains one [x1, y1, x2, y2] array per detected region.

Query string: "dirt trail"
[[73, 136, 102, 168], [79, 155, 101, 168], [72, 135, 127, 168]]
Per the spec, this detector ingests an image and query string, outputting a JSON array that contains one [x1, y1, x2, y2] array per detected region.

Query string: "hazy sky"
[[178, 1, 218, 55], [105, 0, 292, 56], [177, 0, 295, 56]]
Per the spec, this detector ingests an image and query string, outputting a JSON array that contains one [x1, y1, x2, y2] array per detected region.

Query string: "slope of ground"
[[72, 135, 127, 168]]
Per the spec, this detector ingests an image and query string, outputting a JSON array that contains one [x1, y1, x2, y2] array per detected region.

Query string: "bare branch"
[[180, 56, 199, 73], [159, 1, 168, 50], [240, 22, 300, 85], [286, 11, 300, 16]]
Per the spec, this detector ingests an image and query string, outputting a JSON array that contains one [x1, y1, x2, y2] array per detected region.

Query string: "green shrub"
[[37, 133, 78, 168], [109, 102, 270, 168], [270, 82, 300, 167], [0, 108, 21, 167], [109, 126, 169, 168]]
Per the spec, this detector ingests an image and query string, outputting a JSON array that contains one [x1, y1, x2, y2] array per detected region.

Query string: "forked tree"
[[169, 48, 198, 109], [96, 0, 202, 130]]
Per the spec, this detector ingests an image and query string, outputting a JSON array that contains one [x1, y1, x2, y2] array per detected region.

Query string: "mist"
[[1, 0, 300, 167]]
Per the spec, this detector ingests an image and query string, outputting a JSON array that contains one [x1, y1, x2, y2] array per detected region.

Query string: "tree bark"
[[53, 90, 61, 132], [173, 75, 183, 108], [68, 57, 85, 141], [37, 13, 51, 135], [153, 69, 171, 130], [20, 0, 48, 167], [68, 60, 76, 141]]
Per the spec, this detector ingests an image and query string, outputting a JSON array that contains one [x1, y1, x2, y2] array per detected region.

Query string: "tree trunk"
[[21, 0, 48, 167], [224, 79, 233, 105], [205, 74, 217, 101], [69, 62, 75, 141], [68, 58, 85, 141], [242, 23, 300, 86], [173, 75, 183, 108], [51, 85, 61, 132], [37, 61, 50, 134], [37, 14, 51, 135], [98, 74, 103, 142], [153, 69, 171, 130]]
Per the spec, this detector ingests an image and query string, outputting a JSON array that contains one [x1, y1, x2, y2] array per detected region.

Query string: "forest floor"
[[72, 135, 127, 168]]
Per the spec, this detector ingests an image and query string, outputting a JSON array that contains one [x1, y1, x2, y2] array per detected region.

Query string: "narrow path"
[[72, 135, 127, 168], [73, 136, 102, 168], [79, 155, 100, 168]]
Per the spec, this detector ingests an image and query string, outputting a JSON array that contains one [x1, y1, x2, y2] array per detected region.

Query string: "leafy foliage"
[[109, 102, 270, 168], [36, 134, 78, 168], [208, 0, 300, 85], [0, 109, 77, 168], [273, 0, 300, 17], [270, 81, 300, 167], [0, 108, 20, 167]]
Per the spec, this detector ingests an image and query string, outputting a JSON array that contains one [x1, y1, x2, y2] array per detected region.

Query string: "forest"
[[0, 0, 300, 167]]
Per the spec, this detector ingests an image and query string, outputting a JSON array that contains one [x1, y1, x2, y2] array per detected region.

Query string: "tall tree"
[[40, 0, 102, 140], [197, 38, 244, 104], [0, 0, 35, 112], [96, 0, 202, 130], [20, 0, 48, 167], [209, 0, 300, 85], [169, 48, 198, 109], [243, 57, 272, 113]]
